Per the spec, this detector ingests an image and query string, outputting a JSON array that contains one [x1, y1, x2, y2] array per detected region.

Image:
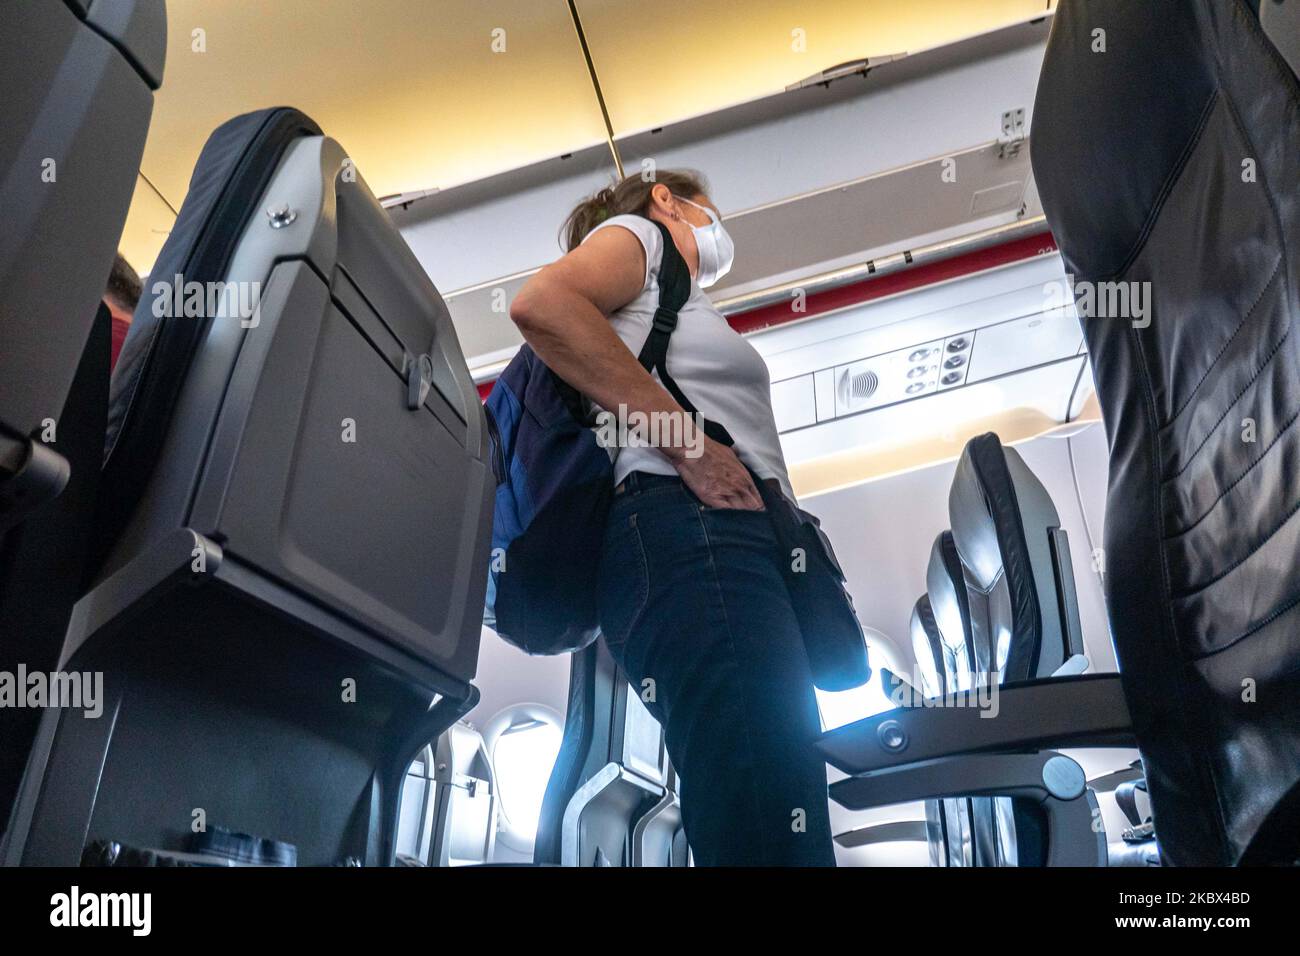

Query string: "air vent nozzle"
[[836, 366, 881, 412], [850, 370, 879, 400]]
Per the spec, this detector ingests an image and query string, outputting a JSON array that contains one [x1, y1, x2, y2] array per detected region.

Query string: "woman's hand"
[[510, 224, 759, 512], [671, 436, 764, 511]]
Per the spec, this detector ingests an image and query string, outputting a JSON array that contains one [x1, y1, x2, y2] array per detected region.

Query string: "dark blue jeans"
[[598, 472, 835, 866]]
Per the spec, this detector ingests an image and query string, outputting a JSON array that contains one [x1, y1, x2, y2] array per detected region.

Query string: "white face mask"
[[679, 197, 735, 289]]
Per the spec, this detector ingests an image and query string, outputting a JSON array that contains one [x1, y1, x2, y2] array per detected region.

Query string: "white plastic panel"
[[967, 306, 1084, 383], [622, 685, 667, 785], [760, 253, 1082, 451], [814, 368, 837, 423], [780, 356, 1086, 467], [751, 252, 1072, 382], [710, 144, 1031, 298], [395, 155, 613, 297], [771, 376, 818, 432]]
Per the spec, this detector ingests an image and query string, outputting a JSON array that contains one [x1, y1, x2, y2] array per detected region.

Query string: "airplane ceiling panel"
[[116, 174, 179, 277], [117, 1, 1056, 273], [445, 274, 529, 364], [753, 251, 1091, 494], [124, 0, 609, 271], [575, 0, 1056, 136]]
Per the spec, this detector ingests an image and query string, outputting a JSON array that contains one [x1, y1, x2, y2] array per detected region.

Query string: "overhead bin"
[[394, 14, 1055, 377]]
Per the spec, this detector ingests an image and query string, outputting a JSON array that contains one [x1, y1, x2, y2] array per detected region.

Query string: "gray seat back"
[[2, 108, 493, 867], [537, 641, 677, 866], [0, 0, 164, 523], [909, 596, 944, 700], [1033, 0, 1300, 865], [0, 0, 164, 844], [926, 530, 980, 685], [395, 723, 497, 866]]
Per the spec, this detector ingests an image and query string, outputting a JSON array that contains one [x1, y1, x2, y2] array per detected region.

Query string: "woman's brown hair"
[[561, 169, 709, 251]]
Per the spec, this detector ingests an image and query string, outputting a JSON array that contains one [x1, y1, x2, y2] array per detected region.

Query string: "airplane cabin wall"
[[467, 628, 571, 730]]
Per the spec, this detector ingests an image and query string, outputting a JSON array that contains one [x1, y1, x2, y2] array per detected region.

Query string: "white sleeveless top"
[[583, 214, 794, 500]]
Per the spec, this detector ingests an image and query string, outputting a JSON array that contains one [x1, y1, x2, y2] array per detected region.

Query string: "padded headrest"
[[948, 434, 1056, 678], [909, 596, 944, 697], [925, 531, 972, 658], [1031, 0, 1218, 280], [106, 108, 323, 463], [949, 433, 1061, 591]]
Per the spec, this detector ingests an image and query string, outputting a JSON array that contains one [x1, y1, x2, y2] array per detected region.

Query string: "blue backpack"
[[483, 220, 730, 655]]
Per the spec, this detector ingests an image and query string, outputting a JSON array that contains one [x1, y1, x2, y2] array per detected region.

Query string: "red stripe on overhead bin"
[[726, 230, 1059, 334], [474, 230, 1059, 399]]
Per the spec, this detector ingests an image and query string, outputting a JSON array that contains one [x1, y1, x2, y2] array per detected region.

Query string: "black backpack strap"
[[636, 220, 734, 447]]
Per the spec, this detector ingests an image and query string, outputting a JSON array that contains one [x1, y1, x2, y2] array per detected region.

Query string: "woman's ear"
[[649, 183, 679, 220]]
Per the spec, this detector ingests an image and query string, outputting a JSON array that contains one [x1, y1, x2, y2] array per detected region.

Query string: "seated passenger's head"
[[104, 252, 142, 324]]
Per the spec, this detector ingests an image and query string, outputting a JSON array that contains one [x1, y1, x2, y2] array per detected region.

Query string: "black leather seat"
[[911, 534, 978, 866], [926, 531, 980, 686], [949, 433, 1085, 684], [2, 108, 493, 866], [1033, 0, 1300, 865], [0, 0, 165, 840]]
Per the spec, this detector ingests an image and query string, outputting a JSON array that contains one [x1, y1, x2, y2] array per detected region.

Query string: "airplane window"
[[815, 668, 896, 732], [482, 704, 563, 854]]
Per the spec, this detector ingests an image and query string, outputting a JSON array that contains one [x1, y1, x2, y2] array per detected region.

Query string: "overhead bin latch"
[[998, 107, 1027, 159], [404, 352, 435, 410], [785, 53, 907, 91]]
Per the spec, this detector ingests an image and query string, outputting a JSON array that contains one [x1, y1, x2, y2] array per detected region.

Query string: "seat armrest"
[[833, 820, 928, 848], [828, 751, 1107, 866], [1087, 761, 1144, 794], [816, 673, 1132, 775]]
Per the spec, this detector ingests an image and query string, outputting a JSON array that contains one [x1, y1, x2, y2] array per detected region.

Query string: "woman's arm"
[[509, 226, 761, 510]]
